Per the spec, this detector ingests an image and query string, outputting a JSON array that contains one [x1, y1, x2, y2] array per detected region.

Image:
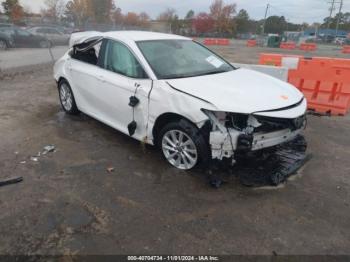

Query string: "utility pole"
[[335, 0, 343, 36], [327, 0, 336, 30], [262, 3, 270, 35]]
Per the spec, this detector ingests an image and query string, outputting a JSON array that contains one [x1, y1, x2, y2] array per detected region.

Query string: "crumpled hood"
[[166, 68, 304, 114]]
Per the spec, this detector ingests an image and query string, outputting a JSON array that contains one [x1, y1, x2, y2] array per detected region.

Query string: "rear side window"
[[100, 39, 147, 79], [71, 39, 102, 66]]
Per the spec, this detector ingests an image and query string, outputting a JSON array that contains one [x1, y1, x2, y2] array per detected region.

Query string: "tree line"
[[1, 0, 350, 36]]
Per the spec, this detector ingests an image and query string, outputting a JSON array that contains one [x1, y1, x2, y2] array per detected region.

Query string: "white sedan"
[[54, 31, 307, 170]]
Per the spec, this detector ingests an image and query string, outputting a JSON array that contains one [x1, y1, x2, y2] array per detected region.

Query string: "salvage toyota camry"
[[54, 31, 307, 170]]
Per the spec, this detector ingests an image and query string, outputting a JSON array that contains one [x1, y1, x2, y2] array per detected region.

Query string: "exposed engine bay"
[[202, 110, 307, 160]]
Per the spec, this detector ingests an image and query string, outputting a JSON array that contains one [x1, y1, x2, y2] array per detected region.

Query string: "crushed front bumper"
[[208, 135, 311, 187], [252, 128, 302, 151]]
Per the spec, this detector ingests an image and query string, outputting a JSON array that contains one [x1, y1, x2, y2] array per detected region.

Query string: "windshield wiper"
[[191, 70, 229, 77], [161, 70, 230, 80], [161, 74, 192, 79]]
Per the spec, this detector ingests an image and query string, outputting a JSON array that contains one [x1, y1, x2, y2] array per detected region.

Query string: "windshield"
[[137, 40, 234, 79]]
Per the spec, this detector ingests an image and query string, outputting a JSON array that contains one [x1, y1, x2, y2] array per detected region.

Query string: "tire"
[[158, 119, 210, 170], [0, 40, 7, 51], [58, 80, 79, 115]]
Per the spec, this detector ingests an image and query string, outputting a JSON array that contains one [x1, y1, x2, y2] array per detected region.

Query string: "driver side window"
[[101, 39, 147, 79]]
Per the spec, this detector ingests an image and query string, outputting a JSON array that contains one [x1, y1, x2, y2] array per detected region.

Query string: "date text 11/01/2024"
[[127, 255, 220, 261]]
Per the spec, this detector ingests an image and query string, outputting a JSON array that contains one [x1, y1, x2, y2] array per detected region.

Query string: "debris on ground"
[[0, 177, 23, 187], [42, 145, 56, 155], [30, 156, 39, 162], [29, 145, 56, 162], [207, 135, 311, 188], [107, 167, 115, 173]]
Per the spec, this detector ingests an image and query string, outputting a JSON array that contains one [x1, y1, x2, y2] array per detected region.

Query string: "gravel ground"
[[0, 42, 350, 256]]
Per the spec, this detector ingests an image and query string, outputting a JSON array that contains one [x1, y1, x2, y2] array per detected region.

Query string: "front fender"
[[147, 81, 218, 142]]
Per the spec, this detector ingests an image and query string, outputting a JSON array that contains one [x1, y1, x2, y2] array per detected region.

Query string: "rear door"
[[68, 39, 103, 116]]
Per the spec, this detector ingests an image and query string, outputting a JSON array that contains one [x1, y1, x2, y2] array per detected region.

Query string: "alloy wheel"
[[162, 130, 198, 170], [60, 83, 73, 111]]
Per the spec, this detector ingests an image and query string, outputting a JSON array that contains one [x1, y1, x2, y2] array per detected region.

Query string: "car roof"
[[103, 31, 189, 42], [70, 30, 190, 48]]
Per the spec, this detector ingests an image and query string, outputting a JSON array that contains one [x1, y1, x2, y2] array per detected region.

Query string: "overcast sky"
[[11, 0, 350, 24]]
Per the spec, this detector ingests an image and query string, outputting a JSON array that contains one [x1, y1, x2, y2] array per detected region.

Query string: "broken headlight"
[[203, 110, 306, 134], [202, 110, 249, 131]]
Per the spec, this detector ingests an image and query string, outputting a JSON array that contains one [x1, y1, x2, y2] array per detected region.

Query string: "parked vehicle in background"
[[62, 27, 76, 35], [54, 31, 307, 170], [321, 35, 335, 43], [334, 36, 347, 45], [0, 31, 14, 50], [28, 27, 70, 46], [0, 23, 13, 28], [0, 27, 51, 48]]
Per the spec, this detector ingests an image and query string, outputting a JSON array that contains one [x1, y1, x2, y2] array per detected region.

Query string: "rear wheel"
[[158, 120, 210, 170], [58, 80, 79, 115]]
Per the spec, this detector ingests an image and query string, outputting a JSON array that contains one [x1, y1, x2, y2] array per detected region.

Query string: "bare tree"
[[139, 11, 150, 26], [65, 0, 93, 27], [43, 0, 65, 22], [157, 8, 176, 21], [112, 7, 124, 25], [209, 0, 236, 35]]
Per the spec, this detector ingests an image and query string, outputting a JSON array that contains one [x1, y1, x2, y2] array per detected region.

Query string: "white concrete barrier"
[[231, 63, 288, 82]]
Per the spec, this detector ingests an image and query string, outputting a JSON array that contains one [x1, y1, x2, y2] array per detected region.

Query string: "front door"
[[95, 39, 152, 139]]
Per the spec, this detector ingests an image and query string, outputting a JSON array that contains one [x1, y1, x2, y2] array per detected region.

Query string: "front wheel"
[[158, 120, 210, 170]]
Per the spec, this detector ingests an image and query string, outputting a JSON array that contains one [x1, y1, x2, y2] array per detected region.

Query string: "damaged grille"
[[223, 113, 306, 132], [253, 114, 306, 132]]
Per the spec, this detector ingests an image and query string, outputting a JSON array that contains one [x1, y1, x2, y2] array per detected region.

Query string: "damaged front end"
[[202, 109, 307, 161], [202, 108, 310, 187]]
